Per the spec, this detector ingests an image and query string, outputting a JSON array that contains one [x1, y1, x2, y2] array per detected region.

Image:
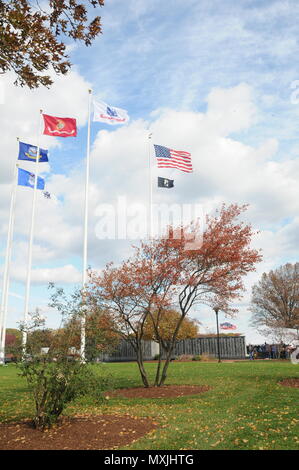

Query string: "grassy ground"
[[0, 360, 298, 450]]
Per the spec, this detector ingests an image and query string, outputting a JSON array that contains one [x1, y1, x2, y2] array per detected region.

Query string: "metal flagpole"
[[81, 89, 92, 362], [0, 155, 18, 365], [22, 110, 43, 354], [148, 132, 153, 239]]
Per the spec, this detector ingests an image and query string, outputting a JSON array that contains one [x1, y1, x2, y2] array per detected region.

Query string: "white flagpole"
[[81, 89, 92, 362], [22, 110, 43, 353], [0, 156, 18, 365], [148, 132, 153, 239]]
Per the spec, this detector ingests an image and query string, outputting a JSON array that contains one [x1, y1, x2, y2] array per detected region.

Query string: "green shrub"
[[19, 358, 111, 429], [192, 355, 202, 361]]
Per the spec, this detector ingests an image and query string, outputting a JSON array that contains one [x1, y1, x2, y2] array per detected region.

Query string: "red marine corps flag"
[[42, 114, 77, 137]]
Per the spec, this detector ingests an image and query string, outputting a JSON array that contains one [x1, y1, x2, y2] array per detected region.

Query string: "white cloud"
[[205, 83, 257, 135], [4, 82, 299, 270], [1, 79, 299, 339], [10, 264, 81, 285], [2, 0, 299, 342]]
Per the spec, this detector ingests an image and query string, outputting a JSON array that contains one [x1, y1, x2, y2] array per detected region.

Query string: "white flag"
[[93, 99, 129, 125]]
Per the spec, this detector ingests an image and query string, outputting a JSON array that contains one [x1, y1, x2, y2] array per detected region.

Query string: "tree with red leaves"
[[88, 242, 180, 387], [89, 204, 262, 387]]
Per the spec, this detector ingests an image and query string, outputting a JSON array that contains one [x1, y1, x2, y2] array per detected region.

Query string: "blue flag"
[[18, 142, 49, 162], [18, 168, 45, 190]]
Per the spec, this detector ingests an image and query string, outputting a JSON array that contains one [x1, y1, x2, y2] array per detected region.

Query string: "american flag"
[[154, 144, 193, 173], [220, 322, 237, 330]]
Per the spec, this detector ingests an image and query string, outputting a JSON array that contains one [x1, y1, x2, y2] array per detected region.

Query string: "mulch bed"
[[278, 378, 299, 388], [109, 384, 210, 398], [0, 414, 157, 450], [0, 385, 209, 450]]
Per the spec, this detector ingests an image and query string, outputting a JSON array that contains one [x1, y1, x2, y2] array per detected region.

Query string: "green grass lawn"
[[0, 360, 298, 450]]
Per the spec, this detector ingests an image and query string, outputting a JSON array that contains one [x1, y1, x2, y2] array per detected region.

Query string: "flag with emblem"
[[158, 176, 174, 188], [154, 144, 193, 173], [42, 114, 77, 137], [18, 142, 49, 162], [18, 168, 45, 190], [93, 99, 129, 125]]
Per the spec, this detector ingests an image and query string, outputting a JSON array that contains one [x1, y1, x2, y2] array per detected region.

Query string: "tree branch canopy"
[[250, 262, 299, 330], [0, 0, 104, 88], [87, 203, 262, 387]]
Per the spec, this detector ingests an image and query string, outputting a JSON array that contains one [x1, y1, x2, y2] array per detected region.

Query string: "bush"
[[200, 353, 217, 362], [176, 354, 193, 362], [16, 294, 115, 430], [19, 358, 111, 430], [192, 355, 202, 361]]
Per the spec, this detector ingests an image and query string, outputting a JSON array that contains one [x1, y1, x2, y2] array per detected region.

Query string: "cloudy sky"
[[1, 0, 299, 343]]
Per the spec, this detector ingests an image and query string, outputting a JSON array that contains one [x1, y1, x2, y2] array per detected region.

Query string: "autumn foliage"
[[88, 204, 262, 387], [143, 310, 199, 342], [63, 309, 121, 360], [251, 262, 299, 330], [0, 0, 104, 88]]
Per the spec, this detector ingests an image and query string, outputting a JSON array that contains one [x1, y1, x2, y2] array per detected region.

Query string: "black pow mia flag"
[[157, 177, 174, 188]]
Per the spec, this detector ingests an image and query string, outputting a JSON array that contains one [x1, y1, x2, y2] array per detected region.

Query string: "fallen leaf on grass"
[[211, 441, 221, 447]]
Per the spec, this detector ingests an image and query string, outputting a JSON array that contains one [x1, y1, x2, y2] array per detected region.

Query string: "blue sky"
[[1, 0, 299, 344]]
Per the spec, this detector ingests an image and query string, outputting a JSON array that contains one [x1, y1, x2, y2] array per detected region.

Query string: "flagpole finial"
[[39, 109, 43, 114], [148, 132, 153, 140], [16, 137, 19, 141], [88, 89, 92, 94]]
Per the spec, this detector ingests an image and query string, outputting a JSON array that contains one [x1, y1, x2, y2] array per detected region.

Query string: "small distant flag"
[[18, 168, 45, 190], [43, 191, 51, 199], [43, 114, 77, 137], [154, 145, 193, 173], [158, 177, 174, 188], [220, 322, 237, 330], [93, 99, 129, 125], [18, 142, 48, 162]]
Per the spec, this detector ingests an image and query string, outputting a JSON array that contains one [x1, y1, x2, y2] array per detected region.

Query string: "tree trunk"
[[136, 341, 149, 388], [157, 342, 175, 387], [154, 341, 162, 386], [156, 312, 187, 386]]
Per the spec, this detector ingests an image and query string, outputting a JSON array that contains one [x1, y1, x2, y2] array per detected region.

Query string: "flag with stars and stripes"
[[154, 144, 193, 173], [220, 322, 237, 330]]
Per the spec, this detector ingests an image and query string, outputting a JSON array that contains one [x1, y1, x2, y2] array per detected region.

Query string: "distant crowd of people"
[[247, 342, 294, 360]]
